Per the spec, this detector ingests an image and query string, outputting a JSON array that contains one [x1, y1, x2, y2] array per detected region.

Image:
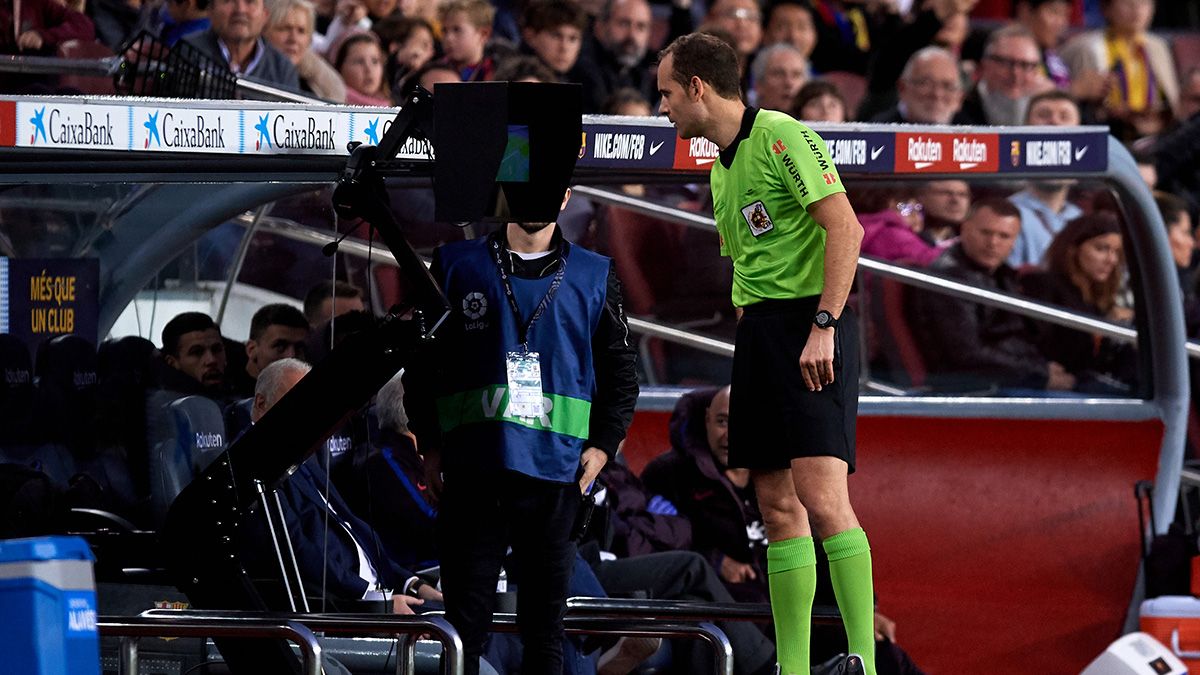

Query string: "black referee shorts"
[[728, 297, 860, 473]]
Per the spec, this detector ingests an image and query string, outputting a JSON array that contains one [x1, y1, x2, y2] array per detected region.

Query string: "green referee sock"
[[823, 527, 877, 675], [767, 536, 817, 675]]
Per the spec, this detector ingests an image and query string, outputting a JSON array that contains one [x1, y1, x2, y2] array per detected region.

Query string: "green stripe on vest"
[[437, 385, 592, 439]]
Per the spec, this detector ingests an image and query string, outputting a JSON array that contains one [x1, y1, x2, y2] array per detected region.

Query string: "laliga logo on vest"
[[463, 292, 488, 321]]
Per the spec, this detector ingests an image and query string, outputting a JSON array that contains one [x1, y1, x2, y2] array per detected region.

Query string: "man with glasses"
[[957, 24, 1051, 126], [870, 46, 965, 125], [705, 0, 762, 65]]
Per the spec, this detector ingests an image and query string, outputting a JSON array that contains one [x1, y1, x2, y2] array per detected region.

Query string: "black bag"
[[1137, 480, 1196, 598]]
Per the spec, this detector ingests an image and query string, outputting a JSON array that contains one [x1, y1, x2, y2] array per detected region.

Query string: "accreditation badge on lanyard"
[[506, 350, 543, 418], [491, 238, 568, 420]]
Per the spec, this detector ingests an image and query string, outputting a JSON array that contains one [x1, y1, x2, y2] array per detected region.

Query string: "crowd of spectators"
[[2, 0, 1199, 671], [3, 0, 1199, 395], [0, 0, 1194, 138]]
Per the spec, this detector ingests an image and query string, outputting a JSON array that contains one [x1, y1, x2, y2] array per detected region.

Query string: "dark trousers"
[[593, 551, 776, 675], [438, 470, 581, 675]]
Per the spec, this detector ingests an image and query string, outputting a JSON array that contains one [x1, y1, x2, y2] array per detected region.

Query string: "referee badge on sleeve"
[[741, 201, 774, 237]]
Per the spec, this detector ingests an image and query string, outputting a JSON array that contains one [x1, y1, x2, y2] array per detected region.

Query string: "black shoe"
[[811, 653, 865, 675]]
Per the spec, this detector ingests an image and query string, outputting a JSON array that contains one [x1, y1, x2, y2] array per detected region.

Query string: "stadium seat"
[[603, 205, 681, 316], [322, 426, 355, 474], [23, 335, 98, 488], [149, 395, 228, 525], [0, 335, 34, 448], [879, 277, 928, 388], [33, 334, 99, 449], [1172, 34, 1200, 81], [820, 71, 868, 120], [55, 40, 118, 96], [372, 264, 404, 315], [225, 397, 254, 440], [95, 336, 160, 511]]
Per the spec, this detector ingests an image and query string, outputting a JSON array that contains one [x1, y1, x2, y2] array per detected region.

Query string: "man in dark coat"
[[909, 198, 1075, 393], [184, 0, 298, 89], [238, 359, 441, 612], [642, 386, 770, 603]]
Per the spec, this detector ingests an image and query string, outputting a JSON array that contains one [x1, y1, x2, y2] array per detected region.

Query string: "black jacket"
[[1021, 271, 1135, 392], [808, 2, 902, 76], [184, 30, 300, 91], [580, 39, 656, 112], [1156, 115, 1200, 218], [406, 226, 639, 461], [909, 243, 1049, 390], [641, 388, 768, 602], [331, 428, 439, 570], [954, 85, 988, 126], [593, 461, 692, 558]]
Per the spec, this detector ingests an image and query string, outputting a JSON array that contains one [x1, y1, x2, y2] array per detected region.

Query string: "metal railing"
[[0, 53, 120, 77], [244, 200, 1194, 364], [99, 615, 323, 675], [141, 609, 464, 675], [0, 52, 327, 104], [566, 597, 842, 625], [576, 184, 1200, 361], [140, 602, 747, 675], [237, 77, 326, 104]]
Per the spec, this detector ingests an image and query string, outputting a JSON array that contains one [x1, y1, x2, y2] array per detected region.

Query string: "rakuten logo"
[[674, 136, 720, 170], [895, 132, 998, 173]]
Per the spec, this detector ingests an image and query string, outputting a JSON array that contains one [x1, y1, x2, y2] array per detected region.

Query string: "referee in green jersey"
[[658, 33, 873, 675]]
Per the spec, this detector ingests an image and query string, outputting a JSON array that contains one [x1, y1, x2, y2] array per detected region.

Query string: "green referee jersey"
[[711, 107, 846, 307]]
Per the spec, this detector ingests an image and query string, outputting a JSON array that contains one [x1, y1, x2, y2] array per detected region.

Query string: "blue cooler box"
[[0, 536, 100, 675]]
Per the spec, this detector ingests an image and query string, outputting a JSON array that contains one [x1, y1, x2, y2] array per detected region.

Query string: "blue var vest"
[[435, 237, 610, 483]]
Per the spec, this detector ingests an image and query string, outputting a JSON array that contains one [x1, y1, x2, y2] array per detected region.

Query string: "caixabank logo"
[[248, 110, 348, 154], [21, 103, 122, 149], [141, 110, 229, 150], [352, 113, 435, 159]]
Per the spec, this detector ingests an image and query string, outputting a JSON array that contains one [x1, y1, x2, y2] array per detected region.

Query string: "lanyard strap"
[[1031, 207, 1058, 237], [489, 238, 568, 348]]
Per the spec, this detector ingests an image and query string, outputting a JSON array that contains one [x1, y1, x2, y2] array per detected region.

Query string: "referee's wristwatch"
[[813, 310, 838, 330]]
